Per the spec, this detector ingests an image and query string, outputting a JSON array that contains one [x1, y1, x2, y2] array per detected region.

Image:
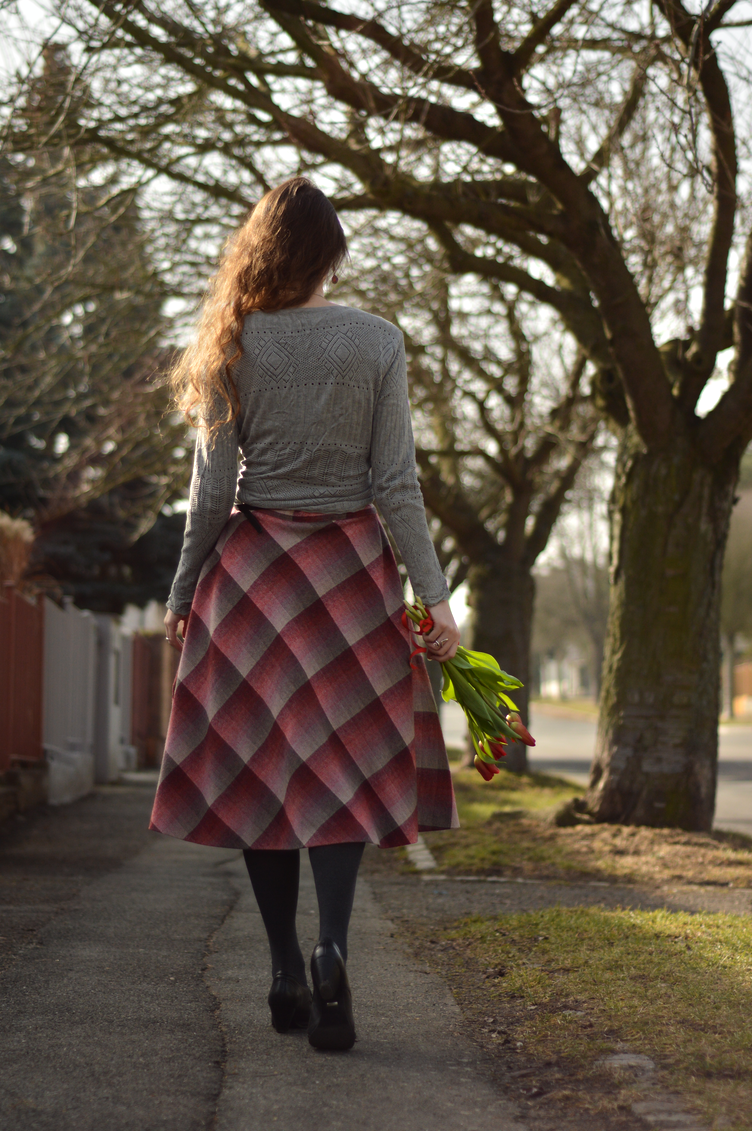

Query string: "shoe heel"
[[311, 950, 341, 1002], [308, 940, 355, 1051], [268, 974, 311, 1034], [268, 985, 297, 1033]]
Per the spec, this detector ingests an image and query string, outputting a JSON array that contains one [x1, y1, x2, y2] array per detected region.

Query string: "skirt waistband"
[[234, 501, 376, 525]]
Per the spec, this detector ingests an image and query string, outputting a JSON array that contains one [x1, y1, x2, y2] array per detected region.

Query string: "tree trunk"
[[588, 629, 606, 702], [466, 550, 535, 773], [587, 430, 738, 830]]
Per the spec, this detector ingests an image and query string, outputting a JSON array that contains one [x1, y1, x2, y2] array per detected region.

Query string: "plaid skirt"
[[149, 504, 458, 850]]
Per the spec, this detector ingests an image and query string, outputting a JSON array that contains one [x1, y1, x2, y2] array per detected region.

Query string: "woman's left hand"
[[165, 609, 188, 651]]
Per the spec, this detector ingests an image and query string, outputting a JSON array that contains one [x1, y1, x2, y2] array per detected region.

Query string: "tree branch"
[[82, 133, 255, 207], [524, 429, 598, 564], [580, 54, 655, 185], [525, 352, 590, 472], [656, 0, 738, 403], [512, 0, 582, 73], [469, 40, 676, 447], [415, 454, 499, 562], [698, 226, 752, 459], [472, 0, 507, 79], [429, 221, 612, 366], [260, 1, 517, 162], [332, 188, 593, 309], [706, 0, 742, 34], [259, 0, 479, 90]]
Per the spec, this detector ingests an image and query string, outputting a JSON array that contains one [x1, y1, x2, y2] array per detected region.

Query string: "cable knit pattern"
[[167, 304, 450, 615]]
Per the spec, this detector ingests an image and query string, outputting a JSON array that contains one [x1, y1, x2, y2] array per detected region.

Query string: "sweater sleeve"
[[167, 419, 240, 615], [370, 334, 451, 607]]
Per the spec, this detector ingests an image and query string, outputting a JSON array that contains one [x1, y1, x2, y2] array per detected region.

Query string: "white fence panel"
[[93, 617, 135, 783], [43, 598, 98, 804]]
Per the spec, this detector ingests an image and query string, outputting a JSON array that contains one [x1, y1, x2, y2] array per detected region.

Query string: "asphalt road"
[[441, 703, 752, 836]]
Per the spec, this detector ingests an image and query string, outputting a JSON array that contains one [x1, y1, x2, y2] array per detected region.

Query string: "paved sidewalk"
[[1, 828, 235, 1129], [0, 785, 526, 1131], [208, 852, 524, 1131], [2, 780, 737, 1131]]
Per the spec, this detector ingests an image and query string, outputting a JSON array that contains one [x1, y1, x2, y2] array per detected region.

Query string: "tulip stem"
[[402, 597, 534, 777]]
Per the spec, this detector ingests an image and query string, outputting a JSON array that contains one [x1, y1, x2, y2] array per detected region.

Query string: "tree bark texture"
[[587, 430, 738, 830], [466, 551, 535, 774]]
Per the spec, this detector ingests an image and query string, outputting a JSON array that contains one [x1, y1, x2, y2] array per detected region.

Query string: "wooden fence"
[[0, 586, 46, 816], [0, 590, 168, 814], [131, 634, 179, 769]]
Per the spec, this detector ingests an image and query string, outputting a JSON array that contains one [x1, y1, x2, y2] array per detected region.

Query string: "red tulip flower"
[[506, 712, 536, 747], [474, 755, 500, 780]]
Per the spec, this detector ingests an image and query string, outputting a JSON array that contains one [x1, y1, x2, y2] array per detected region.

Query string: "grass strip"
[[450, 764, 581, 823], [439, 907, 752, 1130], [532, 697, 600, 718]]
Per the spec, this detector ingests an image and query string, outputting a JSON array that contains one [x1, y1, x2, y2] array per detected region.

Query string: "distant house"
[[535, 644, 593, 701], [732, 661, 752, 718]]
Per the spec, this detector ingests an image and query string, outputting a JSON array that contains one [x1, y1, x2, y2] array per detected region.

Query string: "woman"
[[151, 176, 460, 1052]]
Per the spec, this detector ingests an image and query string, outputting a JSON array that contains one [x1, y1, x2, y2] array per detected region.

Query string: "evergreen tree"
[[1, 45, 188, 610]]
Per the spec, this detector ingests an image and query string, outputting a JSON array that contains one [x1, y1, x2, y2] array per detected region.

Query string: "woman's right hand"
[[421, 599, 460, 662], [165, 608, 188, 651]]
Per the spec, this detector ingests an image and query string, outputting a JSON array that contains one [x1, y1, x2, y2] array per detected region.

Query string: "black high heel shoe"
[[308, 939, 356, 1051], [268, 973, 312, 1034]]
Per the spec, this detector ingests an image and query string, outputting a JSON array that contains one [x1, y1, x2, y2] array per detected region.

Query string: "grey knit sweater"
[[167, 304, 450, 615]]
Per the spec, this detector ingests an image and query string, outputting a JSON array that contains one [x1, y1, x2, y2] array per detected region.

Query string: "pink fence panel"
[[131, 634, 179, 769], [0, 586, 44, 774]]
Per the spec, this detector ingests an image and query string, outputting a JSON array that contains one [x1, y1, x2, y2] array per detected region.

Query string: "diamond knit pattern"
[[255, 337, 298, 384], [322, 329, 359, 378], [150, 505, 458, 850]]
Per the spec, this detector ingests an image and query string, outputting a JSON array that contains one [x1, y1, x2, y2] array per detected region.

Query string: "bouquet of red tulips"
[[403, 596, 535, 781]]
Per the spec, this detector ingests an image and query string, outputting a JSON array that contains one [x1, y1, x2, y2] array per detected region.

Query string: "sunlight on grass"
[[451, 765, 581, 827], [532, 697, 599, 718], [443, 908, 752, 1130], [422, 767, 752, 887]]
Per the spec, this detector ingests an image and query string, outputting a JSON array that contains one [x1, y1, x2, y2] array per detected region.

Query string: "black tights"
[[243, 842, 365, 984]]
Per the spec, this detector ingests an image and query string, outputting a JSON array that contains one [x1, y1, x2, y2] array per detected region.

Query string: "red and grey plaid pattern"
[[150, 505, 458, 850]]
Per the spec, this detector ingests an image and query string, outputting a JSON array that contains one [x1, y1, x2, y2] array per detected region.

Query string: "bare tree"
[[11, 0, 752, 826], [553, 459, 611, 698], [341, 224, 597, 766]]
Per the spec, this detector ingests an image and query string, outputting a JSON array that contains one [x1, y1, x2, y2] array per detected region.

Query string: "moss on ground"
[[436, 907, 752, 1130]]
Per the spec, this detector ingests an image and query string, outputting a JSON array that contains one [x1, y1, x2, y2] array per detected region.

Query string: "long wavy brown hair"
[[170, 177, 348, 438]]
